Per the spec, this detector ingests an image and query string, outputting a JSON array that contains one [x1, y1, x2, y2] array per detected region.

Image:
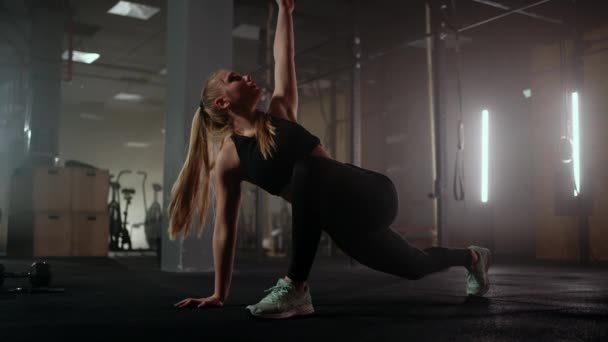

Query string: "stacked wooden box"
[[7, 166, 109, 257]]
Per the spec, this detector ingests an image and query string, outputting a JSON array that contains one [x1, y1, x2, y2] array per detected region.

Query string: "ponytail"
[[168, 108, 214, 239]]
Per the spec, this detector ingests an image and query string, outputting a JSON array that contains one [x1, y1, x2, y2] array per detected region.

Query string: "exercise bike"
[[132, 171, 162, 251], [108, 170, 134, 251], [146, 183, 162, 251], [119, 187, 135, 250]]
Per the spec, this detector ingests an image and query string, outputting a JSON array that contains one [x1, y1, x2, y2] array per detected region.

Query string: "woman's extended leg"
[[316, 157, 474, 280], [287, 155, 474, 282], [326, 227, 473, 280], [317, 159, 490, 290]]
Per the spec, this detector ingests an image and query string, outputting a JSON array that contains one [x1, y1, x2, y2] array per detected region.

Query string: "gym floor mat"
[[0, 256, 606, 341]]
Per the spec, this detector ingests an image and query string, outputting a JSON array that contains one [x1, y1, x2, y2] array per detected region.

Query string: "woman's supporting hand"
[[174, 294, 224, 308], [276, 0, 294, 12]]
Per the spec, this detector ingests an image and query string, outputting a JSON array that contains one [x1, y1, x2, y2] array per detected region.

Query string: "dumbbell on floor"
[[0, 262, 52, 288]]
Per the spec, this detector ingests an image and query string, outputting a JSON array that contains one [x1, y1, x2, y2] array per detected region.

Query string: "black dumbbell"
[[0, 262, 52, 288]]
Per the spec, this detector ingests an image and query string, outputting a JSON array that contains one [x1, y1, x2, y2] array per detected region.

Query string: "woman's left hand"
[[276, 0, 294, 12], [174, 295, 224, 309]]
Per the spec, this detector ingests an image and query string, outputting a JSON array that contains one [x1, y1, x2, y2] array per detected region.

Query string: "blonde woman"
[[171, 0, 491, 319]]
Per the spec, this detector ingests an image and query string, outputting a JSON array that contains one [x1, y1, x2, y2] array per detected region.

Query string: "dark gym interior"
[[0, 0, 607, 340]]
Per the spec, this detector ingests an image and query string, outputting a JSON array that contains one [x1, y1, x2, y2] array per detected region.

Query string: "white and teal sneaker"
[[246, 278, 315, 319], [466, 246, 492, 296]]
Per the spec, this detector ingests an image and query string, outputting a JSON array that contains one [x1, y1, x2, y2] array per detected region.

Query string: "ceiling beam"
[[471, 0, 561, 25], [460, 0, 556, 32]]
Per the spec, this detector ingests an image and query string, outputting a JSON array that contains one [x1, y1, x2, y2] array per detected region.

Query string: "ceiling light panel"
[[108, 1, 160, 20], [62, 50, 100, 64]]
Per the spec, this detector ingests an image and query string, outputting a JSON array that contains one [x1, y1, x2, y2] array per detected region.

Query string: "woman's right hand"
[[174, 294, 224, 308]]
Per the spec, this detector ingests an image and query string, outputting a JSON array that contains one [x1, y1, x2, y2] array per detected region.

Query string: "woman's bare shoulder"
[[216, 138, 243, 181]]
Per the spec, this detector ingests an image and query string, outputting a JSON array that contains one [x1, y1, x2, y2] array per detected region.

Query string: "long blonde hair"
[[168, 70, 277, 239]]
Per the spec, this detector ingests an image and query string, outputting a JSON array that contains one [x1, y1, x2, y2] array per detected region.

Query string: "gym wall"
[[531, 25, 608, 262]]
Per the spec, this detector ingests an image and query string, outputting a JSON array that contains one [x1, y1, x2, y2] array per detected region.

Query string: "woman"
[[171, 0, 491, 319]]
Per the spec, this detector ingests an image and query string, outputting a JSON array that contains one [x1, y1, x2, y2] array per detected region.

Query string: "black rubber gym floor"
[[1, 256, 606, 341]]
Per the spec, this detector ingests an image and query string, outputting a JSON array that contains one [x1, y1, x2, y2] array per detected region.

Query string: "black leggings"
[[286, 156, 472, 282]]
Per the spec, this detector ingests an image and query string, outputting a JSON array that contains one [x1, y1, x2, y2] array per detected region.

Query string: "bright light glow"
[[481, 109, 489, 203], [523, 88, 532, 98], [114, 92, 143, 101], [108, 1, 159, 20], [572, 92, 581, 197], [62, 50, 100, 64]]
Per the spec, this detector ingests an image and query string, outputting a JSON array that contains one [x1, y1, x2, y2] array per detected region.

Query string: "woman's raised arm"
[[269, 0, 298, 122]]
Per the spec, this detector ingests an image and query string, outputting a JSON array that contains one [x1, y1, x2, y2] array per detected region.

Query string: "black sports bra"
[[230, 114, 321, 195]]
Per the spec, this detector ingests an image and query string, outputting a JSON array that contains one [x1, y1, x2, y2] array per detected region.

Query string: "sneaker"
[[465, 246, 492, 296], [246, 278, 315, 319]]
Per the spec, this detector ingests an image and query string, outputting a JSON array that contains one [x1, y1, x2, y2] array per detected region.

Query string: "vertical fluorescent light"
[[572, 92, 580, 197], [481, 109, 489, 203]]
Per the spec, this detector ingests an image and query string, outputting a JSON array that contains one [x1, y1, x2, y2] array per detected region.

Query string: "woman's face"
[[219, 70, 262, 113]]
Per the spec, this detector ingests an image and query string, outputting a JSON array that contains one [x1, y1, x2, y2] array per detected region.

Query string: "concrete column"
[[162, 0, 233, 272], [28, 3, 64, 160]]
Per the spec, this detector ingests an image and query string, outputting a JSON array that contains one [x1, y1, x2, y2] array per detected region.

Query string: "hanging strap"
[[453, 120, 465, 201], [450, 0, 466, 201]]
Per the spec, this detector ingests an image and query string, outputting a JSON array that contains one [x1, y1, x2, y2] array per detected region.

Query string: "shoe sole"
[[247, 304, 315, 319]]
